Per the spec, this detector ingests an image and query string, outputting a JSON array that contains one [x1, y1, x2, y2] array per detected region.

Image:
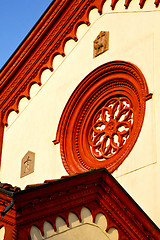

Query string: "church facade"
[[0, 0, 160, 239]]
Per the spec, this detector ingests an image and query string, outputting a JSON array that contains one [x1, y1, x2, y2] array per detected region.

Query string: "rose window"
[[88, 97, 133, 160], [54, 61, 150, 175]]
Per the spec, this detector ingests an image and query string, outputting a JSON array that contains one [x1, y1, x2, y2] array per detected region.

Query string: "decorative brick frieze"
[[0, 169, 159, 239], [0, 0, 157, 165]]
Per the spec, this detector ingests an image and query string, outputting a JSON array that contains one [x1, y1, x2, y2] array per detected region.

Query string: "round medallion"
[[55, 61, 149, 174], [88, 97, 133, 160]]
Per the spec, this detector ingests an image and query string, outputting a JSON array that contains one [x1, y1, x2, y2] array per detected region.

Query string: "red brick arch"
[[54, 61, 151, 175]]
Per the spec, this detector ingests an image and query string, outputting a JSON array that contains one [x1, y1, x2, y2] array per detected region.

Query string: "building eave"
[[0, 168, 159, 239]]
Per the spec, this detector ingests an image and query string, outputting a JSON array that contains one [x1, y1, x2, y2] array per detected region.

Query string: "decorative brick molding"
[[0, 169, 159, 239], [54, 61, 151, 174], [0, 0, 158, 166], [0, 0, 106, 166], [30, 209, 117, 239], [0, 0, 106, 128]]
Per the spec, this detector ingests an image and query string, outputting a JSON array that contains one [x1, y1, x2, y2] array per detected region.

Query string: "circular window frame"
[[54, 61, 150, 175]]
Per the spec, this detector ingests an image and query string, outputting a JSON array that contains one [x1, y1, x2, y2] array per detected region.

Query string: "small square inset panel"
[[93, 31, 109, 58], [20, 151, 35, 178]]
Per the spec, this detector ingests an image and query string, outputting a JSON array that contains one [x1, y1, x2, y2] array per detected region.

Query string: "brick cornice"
[[0, 1, 159, 126], [0, 0, 106, 127], [0, 0, 158, 165], [0, 169, 159, 239], [0, 0, 106, 166]]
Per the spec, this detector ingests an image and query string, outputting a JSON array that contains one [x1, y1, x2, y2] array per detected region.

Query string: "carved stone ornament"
[[93, 31, 109, 58], [88, 97, 133, 159], [20, 151, 35, 177], [54, 61, 151, 175]]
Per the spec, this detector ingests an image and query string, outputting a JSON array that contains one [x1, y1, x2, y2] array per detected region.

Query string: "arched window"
[[54, 61, 151, 174]]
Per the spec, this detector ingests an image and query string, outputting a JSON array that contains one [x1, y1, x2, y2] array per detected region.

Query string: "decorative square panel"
[[20, 151, 35, 178], [93, 31, 109, 58]]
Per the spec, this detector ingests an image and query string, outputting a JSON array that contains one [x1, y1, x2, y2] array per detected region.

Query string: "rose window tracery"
[[54, 61, 150, 175], [88, 97, 134, 160]]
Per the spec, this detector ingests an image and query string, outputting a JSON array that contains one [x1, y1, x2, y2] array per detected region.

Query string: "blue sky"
[[0, 0, 53, 69]]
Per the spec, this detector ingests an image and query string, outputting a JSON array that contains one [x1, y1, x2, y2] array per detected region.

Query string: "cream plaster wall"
[[1, 1, 160, 226], [0, 227, 5, 240], [31, 224, 110, 240]]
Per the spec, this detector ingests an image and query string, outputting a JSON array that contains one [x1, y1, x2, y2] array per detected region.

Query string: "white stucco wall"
[[1, 1, 160, 226], [0, 227, 5, 240]]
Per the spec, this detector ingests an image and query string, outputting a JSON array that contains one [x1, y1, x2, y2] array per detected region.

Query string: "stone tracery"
[[88, 97, 134, 160], [55, 61, 150, 174]]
